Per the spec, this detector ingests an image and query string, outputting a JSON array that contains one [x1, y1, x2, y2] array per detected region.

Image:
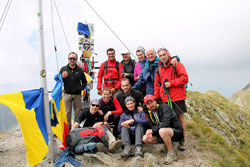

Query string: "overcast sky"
[[0, 0, 250, 98]]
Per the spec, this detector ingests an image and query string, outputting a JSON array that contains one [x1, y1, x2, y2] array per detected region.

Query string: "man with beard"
[[142, 95, 183, 165]]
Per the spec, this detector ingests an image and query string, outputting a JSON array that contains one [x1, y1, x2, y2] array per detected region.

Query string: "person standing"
[[120, 49, 136, 86], [60, 52, 87, 130], [132, 48, 160, 95], [154, 47, 188, 151], [134, 46, 147, 82], [97, 48, 124, 97]]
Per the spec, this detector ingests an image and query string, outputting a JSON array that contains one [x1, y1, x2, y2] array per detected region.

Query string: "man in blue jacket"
[[132, 48, 160, 95]]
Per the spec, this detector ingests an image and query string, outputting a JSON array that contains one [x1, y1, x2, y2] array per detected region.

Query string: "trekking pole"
[[163, 79, 173, 108]]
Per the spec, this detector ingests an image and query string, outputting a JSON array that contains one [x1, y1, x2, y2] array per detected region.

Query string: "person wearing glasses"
[[154, 47, 188, 151], [71, 99, 122, 153], [60, 52, 87, 130], [97, 48, 124, 97]]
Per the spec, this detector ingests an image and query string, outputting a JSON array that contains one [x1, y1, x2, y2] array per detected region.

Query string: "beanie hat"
[[125, 96, 136, 104], [136, 46, 145, 56]]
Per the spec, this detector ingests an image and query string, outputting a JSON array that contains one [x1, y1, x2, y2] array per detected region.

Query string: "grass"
[[186, 91, 250, 167]]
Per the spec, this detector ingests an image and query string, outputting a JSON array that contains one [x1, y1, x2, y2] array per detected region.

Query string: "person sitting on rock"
[[71, 99, 122, 153], [118, 96, 147, 157], [142, 95, 183, 165], [98, 88, 123, 138]]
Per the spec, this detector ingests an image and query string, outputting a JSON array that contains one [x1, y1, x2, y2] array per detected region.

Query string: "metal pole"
[[37, 0, 56, 162]]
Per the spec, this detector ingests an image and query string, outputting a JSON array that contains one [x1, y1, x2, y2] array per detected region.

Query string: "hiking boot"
[[96, 142, 108, 153], [134, 145, 143, 157], [163, 152, 176, 165], [178, 137, 185, 151], [109, 140, 122, 153], [120, 145, 132, 157]]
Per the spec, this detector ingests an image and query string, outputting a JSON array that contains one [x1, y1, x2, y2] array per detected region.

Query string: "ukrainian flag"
[[50, 74, 68, 147], [0, 88, 49, 166]]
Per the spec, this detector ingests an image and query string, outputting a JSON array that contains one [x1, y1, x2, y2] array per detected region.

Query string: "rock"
[[144, 153, 160, 167]]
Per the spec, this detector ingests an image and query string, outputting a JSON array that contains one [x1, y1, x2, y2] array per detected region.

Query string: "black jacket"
[[99, 97, 116, 115], [60, 64, 87, 94], [116, 89, 143, 113], [76, 108, 104, 127], [121, 59, 136, 86], [145, 103, 183, 136]]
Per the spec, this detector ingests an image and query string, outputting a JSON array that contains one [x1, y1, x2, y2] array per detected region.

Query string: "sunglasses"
[[68, 58, 77, 60], [157, 47, 168, 53], [91, 104, 99, 107]]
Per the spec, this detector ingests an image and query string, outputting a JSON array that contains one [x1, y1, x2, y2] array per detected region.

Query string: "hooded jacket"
[[154, 57, 188, 102]]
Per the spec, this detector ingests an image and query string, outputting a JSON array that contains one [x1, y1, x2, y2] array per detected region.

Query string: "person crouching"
[[142, 95, 183, 165]]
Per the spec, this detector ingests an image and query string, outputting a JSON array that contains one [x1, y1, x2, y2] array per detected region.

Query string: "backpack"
[[66, 126, 109, 153], [102, 61, 120, 85], [103, 60, 120, 77]]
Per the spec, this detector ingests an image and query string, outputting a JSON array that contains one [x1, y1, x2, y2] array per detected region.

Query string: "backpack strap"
[[102, 61, 120, 85], [156, 66, 161, 87], [115, 61, 119, 78]]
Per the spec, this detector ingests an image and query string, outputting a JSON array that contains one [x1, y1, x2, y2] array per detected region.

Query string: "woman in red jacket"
[[154, 47, 188, 151]]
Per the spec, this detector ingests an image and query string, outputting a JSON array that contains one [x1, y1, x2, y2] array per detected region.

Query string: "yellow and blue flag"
[[50, 74, 68, 147], [0, 88, 49, 166]]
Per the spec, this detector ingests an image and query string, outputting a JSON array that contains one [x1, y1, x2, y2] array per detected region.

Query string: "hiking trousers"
[[64, 93, 82, 130], [121, 124, 144, 146]]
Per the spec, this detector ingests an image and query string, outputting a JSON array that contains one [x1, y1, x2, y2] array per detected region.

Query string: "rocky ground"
[[0, 127, 219, 167]]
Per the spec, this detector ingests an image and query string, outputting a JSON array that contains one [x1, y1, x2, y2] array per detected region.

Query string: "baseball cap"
[[144, 95, 156, 104], [121, 49, 130, 54]]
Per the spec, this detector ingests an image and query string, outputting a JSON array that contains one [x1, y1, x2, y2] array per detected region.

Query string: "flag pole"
[[37, 0, 56, 162]]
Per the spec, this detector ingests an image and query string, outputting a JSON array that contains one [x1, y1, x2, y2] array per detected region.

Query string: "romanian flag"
[[0, 88, 49, 166], [50, 74, 69, 147]]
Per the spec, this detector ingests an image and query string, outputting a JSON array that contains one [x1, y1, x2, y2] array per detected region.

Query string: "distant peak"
[[242, 82, 250, 90]]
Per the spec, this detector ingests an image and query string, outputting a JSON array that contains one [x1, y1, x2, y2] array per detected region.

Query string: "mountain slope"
[[186, 90, 250, 167], [229, 83, 250, 112]]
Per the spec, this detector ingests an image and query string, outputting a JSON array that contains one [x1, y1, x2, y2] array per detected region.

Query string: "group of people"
[[60, 46, 189, 165]]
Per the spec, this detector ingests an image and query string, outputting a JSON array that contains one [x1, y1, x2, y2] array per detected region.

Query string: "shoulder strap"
[[104, 61, 108, 72], [156, 66, 161, 86], [115, 61, 119, 73]]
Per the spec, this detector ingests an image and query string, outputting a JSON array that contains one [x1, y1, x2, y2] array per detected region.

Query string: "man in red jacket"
[[97, 48, 124, 97], [154, 47, 188, 151]]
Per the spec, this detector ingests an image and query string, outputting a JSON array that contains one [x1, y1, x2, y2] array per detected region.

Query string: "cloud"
[[0, 0, 250, 98]]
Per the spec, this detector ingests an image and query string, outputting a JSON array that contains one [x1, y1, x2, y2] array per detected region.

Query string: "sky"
[[0, 0, 250, 98]]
